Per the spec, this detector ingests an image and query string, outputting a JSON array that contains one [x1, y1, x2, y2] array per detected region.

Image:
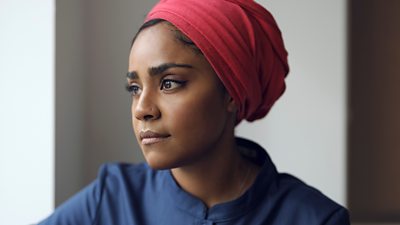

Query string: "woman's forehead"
[[129, 24, 201, 72], [131, 23, 175, 51]]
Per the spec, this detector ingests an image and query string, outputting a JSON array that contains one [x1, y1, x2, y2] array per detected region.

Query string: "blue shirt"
[[38, 138, 350, 225]]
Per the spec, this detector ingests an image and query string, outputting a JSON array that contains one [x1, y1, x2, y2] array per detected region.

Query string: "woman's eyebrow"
[[126, 63, 193, 80], [126, 71, 138, 80], [148, 63, 193, 76]]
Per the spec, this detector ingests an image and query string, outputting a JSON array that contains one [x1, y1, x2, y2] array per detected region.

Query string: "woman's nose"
[[133, 91, 161, 121]]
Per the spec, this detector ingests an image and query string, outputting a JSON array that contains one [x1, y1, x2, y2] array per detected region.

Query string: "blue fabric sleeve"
[[37, 167, 105, 225]]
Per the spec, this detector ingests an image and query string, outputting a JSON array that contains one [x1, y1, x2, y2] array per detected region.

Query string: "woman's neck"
[[170, 136, 259, 208]]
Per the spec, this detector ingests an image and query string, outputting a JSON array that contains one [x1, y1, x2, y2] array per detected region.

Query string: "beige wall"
[[83, 0, 158, 185], [55, 0, 86, 206], [348, 0, 400, 222]]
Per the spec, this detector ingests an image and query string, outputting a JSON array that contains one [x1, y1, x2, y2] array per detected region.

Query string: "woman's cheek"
[[178, 94, 224, 133]]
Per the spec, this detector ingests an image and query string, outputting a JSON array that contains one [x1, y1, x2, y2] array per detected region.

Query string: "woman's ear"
[[218, 79, 237, 113], [225, 94, 237, 113]]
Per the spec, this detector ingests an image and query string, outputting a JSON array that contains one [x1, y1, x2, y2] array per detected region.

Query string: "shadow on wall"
[[347, 0, 400, 223]]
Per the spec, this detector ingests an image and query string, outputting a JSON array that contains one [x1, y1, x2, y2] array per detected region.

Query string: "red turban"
[[145, 0, 289, 123]]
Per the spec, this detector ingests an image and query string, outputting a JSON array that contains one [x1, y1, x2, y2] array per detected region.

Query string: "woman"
[[39, 0, 350, 224]]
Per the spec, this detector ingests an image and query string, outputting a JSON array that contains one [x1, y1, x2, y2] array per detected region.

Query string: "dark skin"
[[128, 22, 260, 208]]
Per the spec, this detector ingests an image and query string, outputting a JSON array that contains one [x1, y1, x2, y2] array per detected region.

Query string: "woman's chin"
[[144, 155, 181, 170], [146, 162, 171, 170]]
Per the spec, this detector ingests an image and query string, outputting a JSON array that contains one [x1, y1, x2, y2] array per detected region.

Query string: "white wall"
[[237, 0, 347, 205], [0, 0, 55, 224]]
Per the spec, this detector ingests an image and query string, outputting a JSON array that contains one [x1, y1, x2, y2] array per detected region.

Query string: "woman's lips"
[[139, 130, 170, 145]]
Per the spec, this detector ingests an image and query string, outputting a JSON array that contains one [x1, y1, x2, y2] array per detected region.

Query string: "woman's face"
[[128, 22, 235, 170]]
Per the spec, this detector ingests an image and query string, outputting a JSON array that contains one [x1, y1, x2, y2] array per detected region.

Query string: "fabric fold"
[[146, 0, 289, 123]]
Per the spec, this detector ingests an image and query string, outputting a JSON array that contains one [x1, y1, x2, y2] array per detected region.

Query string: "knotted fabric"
[[146, 0, 289, 123]]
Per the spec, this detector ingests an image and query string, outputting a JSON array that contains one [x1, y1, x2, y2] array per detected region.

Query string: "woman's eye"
[[160, 79, 186, 91], [125, 83, 142, 96]]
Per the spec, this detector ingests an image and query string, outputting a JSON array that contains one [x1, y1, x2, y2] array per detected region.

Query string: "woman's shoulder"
[[267, 172, 350, 224], [37, 163, 165, 224], [238, 136, 348, 217], [275, 173, 341, 208]]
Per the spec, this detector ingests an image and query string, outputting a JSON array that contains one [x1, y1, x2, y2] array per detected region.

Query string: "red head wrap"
[[145, 0, 289, 123]]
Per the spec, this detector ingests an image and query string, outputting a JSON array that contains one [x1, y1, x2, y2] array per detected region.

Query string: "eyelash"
[[125, 83, 141, 96], [160, 79, 186, 91], [125, 79, 187, 96]]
